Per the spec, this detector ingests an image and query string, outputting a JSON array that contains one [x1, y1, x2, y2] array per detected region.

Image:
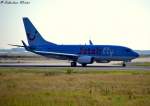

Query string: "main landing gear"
[[71, 61, 77, 67], [82, 63, 87, 67], [70, 62, 87, 67]]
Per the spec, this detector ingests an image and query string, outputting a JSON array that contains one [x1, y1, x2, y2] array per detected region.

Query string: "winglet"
[[89, 40, 93, 45], [22, 40, 30, 51]]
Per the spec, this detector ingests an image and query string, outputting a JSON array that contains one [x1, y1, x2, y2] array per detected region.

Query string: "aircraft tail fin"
[[23, 17, 56, 47]]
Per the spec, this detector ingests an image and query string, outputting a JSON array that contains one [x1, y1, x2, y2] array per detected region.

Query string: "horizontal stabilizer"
[[8, 44, 24, 47]]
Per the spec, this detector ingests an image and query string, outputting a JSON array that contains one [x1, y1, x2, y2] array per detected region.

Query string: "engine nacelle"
[[77, 56, 94, 64]]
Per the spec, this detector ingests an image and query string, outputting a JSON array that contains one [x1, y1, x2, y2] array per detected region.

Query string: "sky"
[[0, 0, 150, 50]]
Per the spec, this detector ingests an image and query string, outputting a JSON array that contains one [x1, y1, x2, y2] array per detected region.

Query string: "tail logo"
[[27, 30, 37, 41]]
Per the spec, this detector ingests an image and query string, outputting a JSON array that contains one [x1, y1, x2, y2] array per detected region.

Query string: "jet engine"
[[77, 56, 94, 64]]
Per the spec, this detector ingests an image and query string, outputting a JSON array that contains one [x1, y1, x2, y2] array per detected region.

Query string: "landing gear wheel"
[[71, 62, 77, 67], [122, 62, 126, 67], [82, 64, 87, 67]]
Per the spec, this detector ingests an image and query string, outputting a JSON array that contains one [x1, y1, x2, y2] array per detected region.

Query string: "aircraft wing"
[[33, 51, 79, 60]]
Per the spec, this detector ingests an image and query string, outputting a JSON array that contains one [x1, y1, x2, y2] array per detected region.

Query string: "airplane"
[[10, 17, 139, 67]]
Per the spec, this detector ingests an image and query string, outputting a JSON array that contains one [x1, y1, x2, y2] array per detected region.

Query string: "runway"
[[0, 54, 150, 70], [0, 63, 150, 71]]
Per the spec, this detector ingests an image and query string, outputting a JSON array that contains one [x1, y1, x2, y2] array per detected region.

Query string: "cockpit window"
[[126, 49, 131, 52]]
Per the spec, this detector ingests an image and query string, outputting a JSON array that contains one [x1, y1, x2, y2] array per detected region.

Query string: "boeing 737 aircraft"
[[10, 17, 139, 67]]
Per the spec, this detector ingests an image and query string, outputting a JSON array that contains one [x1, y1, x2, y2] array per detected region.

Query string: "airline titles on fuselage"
[[79, 47, 114, 56]]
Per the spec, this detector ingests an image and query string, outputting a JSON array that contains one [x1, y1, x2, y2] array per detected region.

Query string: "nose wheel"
[[71, 62, 77, 67]]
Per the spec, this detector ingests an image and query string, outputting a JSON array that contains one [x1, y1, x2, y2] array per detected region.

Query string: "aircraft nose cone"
[[134, 52, 139, 58]]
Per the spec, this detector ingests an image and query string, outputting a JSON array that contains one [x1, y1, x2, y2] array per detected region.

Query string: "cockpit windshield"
[[125, 48, 131, 52]]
